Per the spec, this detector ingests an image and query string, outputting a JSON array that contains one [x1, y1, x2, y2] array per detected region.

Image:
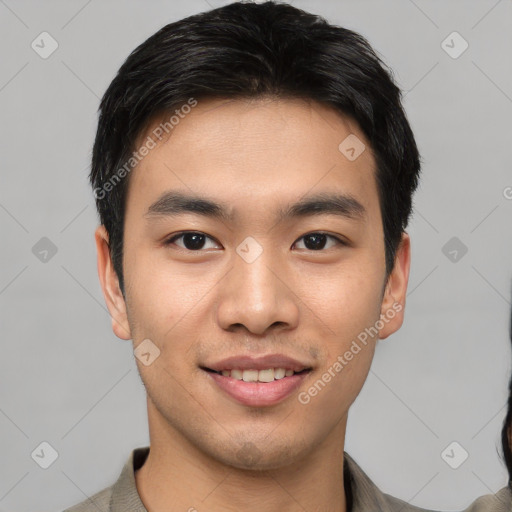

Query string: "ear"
[[95, 225, 132, 340], [378, 232, 411, 340]]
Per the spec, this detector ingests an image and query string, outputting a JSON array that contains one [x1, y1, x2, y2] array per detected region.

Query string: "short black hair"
[[502, 300, 512, 488], [90, 0, 421, 297]]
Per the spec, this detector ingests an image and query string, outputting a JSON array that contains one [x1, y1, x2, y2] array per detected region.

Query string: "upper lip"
[[203, 354, 313, 372]]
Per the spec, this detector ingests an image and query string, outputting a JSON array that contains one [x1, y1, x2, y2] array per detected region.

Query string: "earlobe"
[[378, 232, 411, 340], [94, 225, 132, 340]]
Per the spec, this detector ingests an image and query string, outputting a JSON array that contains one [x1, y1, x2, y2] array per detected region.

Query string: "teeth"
[[218, 368, 301, 382], [258, 369, 274, 382], [274, 368, 286, 379], [231, 369, 243, 380], [242, 369, 259, 382]]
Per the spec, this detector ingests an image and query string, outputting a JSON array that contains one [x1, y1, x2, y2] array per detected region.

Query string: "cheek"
[[124, 246, 213, 337], [299, 262, 382, 400], [300, 322, 377, 419], [301, 262, 383, 339], [296, 343, 376, 438]]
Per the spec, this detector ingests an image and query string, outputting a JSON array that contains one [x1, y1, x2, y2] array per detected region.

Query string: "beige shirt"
[[63, 446, 511, 512]]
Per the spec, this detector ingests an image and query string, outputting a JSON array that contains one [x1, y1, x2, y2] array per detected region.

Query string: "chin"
[[206, 436, 311, 472]]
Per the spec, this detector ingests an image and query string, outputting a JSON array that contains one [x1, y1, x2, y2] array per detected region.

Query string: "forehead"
[[126, 97, 380, 226]]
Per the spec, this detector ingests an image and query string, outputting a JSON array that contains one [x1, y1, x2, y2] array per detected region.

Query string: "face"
[[96, 97, 410, 470]]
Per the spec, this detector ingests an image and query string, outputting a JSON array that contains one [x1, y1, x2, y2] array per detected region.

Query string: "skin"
[[95, 97, 411, 512]]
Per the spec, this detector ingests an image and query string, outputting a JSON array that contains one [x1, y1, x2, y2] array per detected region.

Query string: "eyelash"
[[163, 231, 347, 251]]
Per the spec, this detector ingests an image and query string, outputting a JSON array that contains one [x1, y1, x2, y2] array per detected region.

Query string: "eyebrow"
[[144, 190, 367, 224]]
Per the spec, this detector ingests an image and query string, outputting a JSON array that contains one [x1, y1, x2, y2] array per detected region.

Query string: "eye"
[[164, 231, 221, 251], [293, 232, 346, 251], [163, 231, 347, 252]]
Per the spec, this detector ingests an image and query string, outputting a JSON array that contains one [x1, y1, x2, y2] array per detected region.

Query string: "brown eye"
[[293, 232, 345, 251], [164, 232, 221, 251]]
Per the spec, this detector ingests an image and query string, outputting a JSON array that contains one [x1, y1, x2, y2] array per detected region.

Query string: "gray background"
[[1, 0, 511, 511]]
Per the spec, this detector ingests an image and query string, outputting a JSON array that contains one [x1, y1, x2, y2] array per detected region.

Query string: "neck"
[[135, 399, 348, 512]]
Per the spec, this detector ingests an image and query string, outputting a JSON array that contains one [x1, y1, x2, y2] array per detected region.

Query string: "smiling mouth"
[[201, 367, 311, 383]]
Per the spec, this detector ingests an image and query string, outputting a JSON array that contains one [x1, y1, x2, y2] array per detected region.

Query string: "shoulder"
[[343, 452, 439, 512], [461, 486, 512, 512], [61, 446, 149, 512], [381, 491, 440, 512], [381, 484, 512, 512], [62, 485, 113, 512]]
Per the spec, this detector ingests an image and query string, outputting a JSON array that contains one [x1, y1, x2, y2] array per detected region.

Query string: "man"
[[65, 1, 439, 511]]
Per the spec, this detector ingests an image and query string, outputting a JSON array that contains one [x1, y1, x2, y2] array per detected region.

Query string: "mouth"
[[200, 365, 312, 407], [201, 367, 311, 382]]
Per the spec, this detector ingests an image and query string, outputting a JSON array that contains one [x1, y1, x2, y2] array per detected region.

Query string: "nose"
[[215, 245, 300, 336]]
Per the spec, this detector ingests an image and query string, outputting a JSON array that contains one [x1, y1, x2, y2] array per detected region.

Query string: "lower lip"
[[205, 370, 310, 407]]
